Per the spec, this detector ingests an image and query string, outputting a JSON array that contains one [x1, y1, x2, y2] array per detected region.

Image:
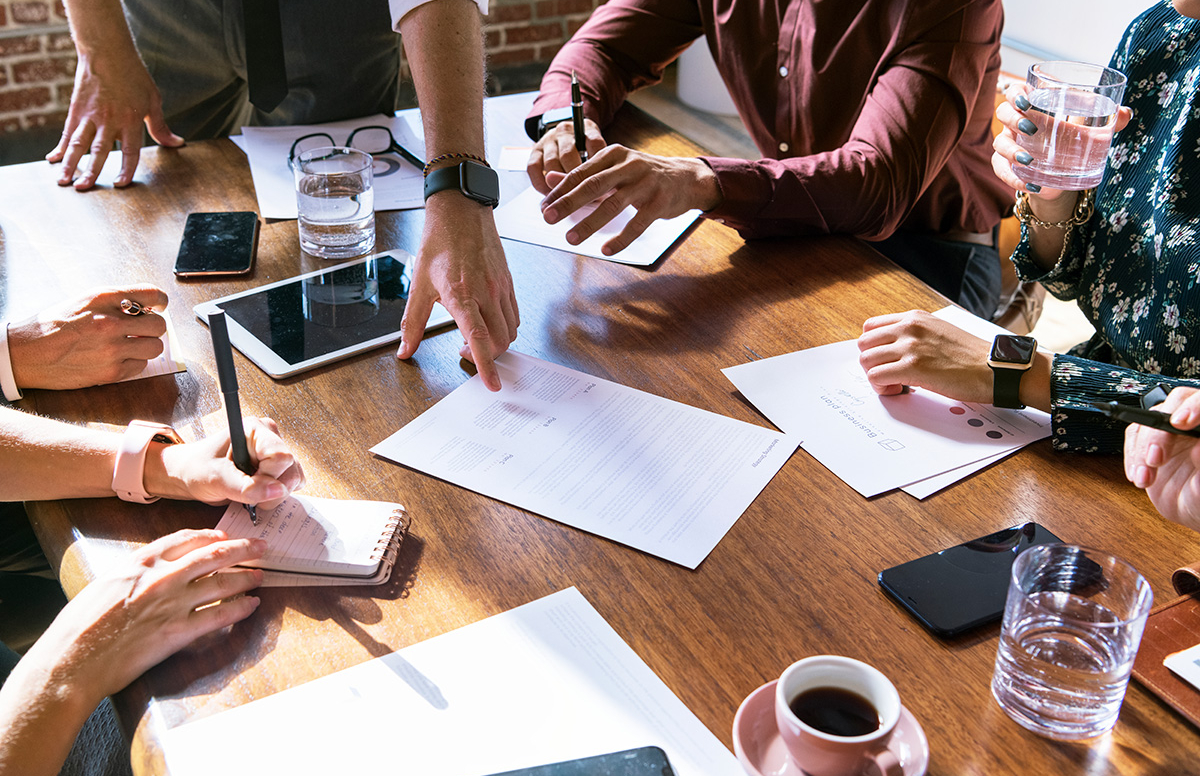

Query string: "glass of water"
[[294, 146, 375, 259], [1013, 61, 1126, 191], [992, 544, 1152, 740]]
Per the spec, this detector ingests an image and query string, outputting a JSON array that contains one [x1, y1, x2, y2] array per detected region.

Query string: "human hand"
[[526, 118, 607, 195], [397, 193, 519, 392], [992, 85, 1131, 201], [23, 529, 265, 703], [7, 285, 169, 390], [539, 145, 721, 256], [857, 310, 994, 402], [46, 46, 184, 190], [1125, 387, 1200, 531], [150, 417, 306, 509]]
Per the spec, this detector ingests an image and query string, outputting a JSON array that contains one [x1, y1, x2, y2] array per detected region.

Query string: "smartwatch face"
[[461, 161, 501, 207], [990, 335, 1037, 365]]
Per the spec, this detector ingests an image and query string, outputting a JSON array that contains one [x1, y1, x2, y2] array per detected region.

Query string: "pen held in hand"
[[571, 71, 588, 164], [1090, 400, 1200, 438], [208, 311, 259, 523]]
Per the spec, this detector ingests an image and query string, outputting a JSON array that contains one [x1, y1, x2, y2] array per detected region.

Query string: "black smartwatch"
[[423, 160, 500, 209], [524, 105, 574, 141], [988, 334, 1037, 409]]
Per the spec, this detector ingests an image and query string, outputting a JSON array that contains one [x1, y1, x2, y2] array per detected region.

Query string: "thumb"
[[145, 104, 184, 148]]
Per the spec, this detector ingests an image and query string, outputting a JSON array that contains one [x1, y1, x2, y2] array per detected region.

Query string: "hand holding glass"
[[1013, 61, 1127, 190]]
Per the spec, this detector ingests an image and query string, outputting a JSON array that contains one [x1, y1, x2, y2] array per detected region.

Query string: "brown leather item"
[[1131, 561, 1200, 729]]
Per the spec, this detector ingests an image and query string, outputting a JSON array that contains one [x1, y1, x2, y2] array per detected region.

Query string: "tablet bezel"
[[193, 249, 453, 379]]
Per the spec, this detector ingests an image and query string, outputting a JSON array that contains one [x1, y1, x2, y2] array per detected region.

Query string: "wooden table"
[[5, 104, 1199, 775]]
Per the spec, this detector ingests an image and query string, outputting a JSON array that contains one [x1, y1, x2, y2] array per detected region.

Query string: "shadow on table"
[[542, 239, 881, 359]]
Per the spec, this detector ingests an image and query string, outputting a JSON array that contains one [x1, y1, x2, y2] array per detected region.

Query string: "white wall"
[[1000, 0, 1152, 75]]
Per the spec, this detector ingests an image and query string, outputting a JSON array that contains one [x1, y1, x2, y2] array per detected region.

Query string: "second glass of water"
[[1014, 61, 1127, 190], [294, 146, 375, 259], [992, 544, 1152, 740]]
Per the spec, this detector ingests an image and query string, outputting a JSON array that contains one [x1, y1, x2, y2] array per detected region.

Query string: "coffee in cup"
[[774, 656, 902, 776]]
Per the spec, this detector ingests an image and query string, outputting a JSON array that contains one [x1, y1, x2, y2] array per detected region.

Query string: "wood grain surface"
[[4, 105, 1198, 775]]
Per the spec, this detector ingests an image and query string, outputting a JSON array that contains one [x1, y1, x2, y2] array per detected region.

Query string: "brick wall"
[[0, 1, 71, 136], [0, 0, 602, 163]]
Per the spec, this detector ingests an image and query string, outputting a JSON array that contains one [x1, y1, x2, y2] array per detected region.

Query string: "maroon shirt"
[[530, 0, 1011, 240]]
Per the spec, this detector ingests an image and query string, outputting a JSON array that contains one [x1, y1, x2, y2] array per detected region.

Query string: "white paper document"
[[372, 351, 796, 568], [241, 115, 425, 219], [495, 185, 700, 266], [722, 307, 1050, 498], [162, 588, 742, 776]]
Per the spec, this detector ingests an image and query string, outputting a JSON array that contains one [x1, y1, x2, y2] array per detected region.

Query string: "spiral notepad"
[[215, 495, 409, 587]]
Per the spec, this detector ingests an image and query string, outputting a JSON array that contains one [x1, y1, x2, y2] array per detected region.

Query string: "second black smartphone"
[[878, 522, 1065, 637], [174, 211, 259, 277], [485, 747, 676, 776]]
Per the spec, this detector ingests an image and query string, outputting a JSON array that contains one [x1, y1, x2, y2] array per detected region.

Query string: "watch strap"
[[0, 323, 22, 402], [112, 421, 182, 503], [991, 367, 1026, 410], [423, 161, 499, 209]]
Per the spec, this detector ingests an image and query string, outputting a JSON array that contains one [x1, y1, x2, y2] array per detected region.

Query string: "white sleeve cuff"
[[0, 323, 23, 402], [390, 0, 489, 30]]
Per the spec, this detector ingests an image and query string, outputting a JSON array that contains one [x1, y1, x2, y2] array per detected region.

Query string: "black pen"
[[571, 71, 588, 163], [208, 311, 259, 523], [1090, 400, 1200, 438]]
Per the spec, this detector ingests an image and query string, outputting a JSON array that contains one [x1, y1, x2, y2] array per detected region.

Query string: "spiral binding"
[[368, 507, 410, 563]]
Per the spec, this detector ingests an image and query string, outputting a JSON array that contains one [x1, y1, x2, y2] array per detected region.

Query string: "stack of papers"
[[161, 588, 742, 776], [723, 307, 1051, 499]]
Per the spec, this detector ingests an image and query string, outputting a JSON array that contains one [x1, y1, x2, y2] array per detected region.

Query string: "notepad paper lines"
[[216, 495, 408, 586]]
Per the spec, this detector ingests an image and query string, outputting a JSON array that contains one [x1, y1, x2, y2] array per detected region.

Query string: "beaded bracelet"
[[422, 152, 490, 177]]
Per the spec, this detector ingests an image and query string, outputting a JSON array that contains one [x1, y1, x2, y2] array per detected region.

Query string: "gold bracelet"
[[1013, 188, 1095, 230]]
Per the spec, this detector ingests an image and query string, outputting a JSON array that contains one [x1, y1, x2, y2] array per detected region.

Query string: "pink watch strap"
[[112, 421, 179, 503]]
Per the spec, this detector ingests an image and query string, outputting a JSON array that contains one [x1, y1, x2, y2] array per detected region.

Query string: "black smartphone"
[[484, 747, 676, 776], [174, 211, 259, 276], [878, 522, 1065, 637]]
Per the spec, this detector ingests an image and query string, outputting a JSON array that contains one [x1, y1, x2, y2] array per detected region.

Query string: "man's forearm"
[[63, 0, 141, 59], [0, 408, 119, 501], [399, 0, 487, 162]]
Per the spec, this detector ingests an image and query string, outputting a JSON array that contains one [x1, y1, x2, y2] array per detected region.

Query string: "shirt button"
[[779, 142, 789, 153], [779, 66, 788, 77]]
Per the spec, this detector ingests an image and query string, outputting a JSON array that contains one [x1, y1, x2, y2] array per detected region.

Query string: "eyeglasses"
[[288, 125, 424, 171]]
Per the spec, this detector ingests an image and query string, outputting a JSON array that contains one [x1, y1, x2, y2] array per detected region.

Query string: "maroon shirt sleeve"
[[529, 0, 704, 130], [703, 2, 1004, 239]]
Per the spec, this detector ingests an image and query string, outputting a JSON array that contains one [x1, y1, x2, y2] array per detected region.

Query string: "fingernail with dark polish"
[[1015, 150, 1034, 165], [1014, 94, 1031, 111], [1018, 118, 1038, 135], [1025, 182, 1042, 193]]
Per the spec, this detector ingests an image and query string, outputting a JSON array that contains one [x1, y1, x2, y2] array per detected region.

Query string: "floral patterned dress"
[[1011, 1, 1200, 453]]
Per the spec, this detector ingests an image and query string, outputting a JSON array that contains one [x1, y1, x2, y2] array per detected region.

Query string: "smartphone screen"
[[484, 747, 675, 776], [878, 522, 1065, 637], [174, 211, 259, 276]]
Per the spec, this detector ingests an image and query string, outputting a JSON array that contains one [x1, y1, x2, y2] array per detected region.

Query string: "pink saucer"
[[732, 680, 929, 776]]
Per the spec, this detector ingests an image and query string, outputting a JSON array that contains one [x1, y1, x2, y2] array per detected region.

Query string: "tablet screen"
[[216, 254, 415, 366]]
